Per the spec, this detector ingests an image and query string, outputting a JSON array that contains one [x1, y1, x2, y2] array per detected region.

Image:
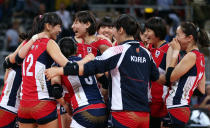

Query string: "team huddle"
[[0, 10, 209, 128]]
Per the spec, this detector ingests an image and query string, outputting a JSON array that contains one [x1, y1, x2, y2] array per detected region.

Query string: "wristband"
[[63, 62, 79, 75], [51, 84, 63, 99], [15, 54, 24, 65], [165, 67, 175, 87], [32, 34, 39, 42], [3, 57, 13, 69]]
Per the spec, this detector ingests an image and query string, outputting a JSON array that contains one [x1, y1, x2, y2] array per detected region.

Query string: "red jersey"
[[76, 39, 112, 58], [76, 43, 98, 58], [139, 41, 145, 47], [91, 39, 112, 49], [165, 50, 205, 108], [149, 42, 169, 117], [21, 38, 54, 101]]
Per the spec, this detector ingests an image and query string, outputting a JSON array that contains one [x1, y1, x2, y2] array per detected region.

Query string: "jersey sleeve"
[[91, 39, 112, 49], [83, 46, 122, 75]]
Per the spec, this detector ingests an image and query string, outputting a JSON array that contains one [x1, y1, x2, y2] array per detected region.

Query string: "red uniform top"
[[139, 41, 145, 47], [76, 39, 112, 58], [149, 42, 169, 117], [91, 39, 112, 49], [21, 38, 54, 101], [76, 43, 98, 58]]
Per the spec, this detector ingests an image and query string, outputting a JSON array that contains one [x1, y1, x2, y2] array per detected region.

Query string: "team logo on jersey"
[[155, 50, 160, 58], [87, 47, 92, 53], [136, 48, 140, 53]]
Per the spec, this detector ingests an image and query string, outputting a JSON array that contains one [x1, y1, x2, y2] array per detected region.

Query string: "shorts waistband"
[[73, 103, 106, 116]]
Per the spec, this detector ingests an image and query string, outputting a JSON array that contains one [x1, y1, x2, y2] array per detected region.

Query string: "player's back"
[[61, 56, 104, 110]]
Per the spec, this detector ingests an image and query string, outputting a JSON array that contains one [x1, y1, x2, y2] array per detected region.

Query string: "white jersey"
[[0, 66, 22, 113]]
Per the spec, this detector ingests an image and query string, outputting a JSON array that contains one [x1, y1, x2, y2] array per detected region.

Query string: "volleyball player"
[[163, 21, 209, 128]]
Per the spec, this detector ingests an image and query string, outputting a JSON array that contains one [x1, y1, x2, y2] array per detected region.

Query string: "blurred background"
[[0, 0, 209, 122]]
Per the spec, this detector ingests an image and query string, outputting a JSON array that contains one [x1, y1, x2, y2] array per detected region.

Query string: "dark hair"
[[19, 13, 62, 40], [180, 22, 209, 47], [97, 16, 113, 31], [134, 23, 146, 41], [145, 17, 167, 40], [19, 15, 43, 40], [58, 37, 77, 57], [39, 12, 62, 32], [74, 11, 96, 35], [114, 14, 139, 37]]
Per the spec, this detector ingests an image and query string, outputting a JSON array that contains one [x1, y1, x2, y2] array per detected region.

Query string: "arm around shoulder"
[[46, 40, 69, 67]]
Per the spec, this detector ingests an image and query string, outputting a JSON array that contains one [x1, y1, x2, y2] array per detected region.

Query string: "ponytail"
[[197, 29, 210, 47]]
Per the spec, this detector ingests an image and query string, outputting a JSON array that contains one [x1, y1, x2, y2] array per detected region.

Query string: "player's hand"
[[157, 74, 166, 85], [170, 38, 181, 51], [96, 34, 111, 42], [45, 67, 61, 81], [79, 53, 95, 64], [205, 96, 210, 100]]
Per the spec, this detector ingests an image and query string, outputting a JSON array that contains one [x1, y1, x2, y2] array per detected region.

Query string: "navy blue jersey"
[[61, 56, 104, 111], [83, 40, 159, 112]]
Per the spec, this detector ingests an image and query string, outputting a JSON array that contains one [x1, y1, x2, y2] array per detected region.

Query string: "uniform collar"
[[120, 40, 139, 45]]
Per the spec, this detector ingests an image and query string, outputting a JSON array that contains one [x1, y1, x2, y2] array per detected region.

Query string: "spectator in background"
[[0, 0, 3, 21], [56, 2, 72, 30], [199, 85, 210, 110], [38, 3, 46, 15], [1, 0, 13, 21], [56, 2, 73, 40], [6, 19, 20, 52], [157, 0, 173, 18], [14, 0, 25, 12], [67, 0, 89, 16], [164, 11, 181, 42], [24, 0, 40, 17]]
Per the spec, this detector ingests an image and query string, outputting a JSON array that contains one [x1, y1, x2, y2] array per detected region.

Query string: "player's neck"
[[84, 35, 96, 44], [186, 43, 198, 53], [119, 36, 134, 44], [154, 40, 165, 48]]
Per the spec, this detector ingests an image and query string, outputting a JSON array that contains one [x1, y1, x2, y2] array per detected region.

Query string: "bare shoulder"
[[184, 52, 196, 60]]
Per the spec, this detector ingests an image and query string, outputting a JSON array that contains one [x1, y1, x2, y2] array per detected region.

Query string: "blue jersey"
[[61, 56, 104, 111], [83, 40, 159, 112]]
